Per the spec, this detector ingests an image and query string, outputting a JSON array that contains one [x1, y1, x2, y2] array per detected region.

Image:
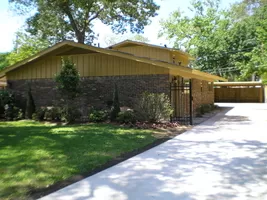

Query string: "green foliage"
[[196, 103, 217, 116], [159, 0, 267, 80], [116, 110, 136, 124], [6, 32, 50, 66], [43, 107, 61, 121], [60, 105, 81, 123], [55, 59, 80, 99], [0, 90, 23, 120], [89, 108, 109, 122], [0, 53, 10, 70], [0, 90, 11, 115], [34, 107, 46, 121], [25, 85, 35, 119], [104, 34, 150, 46], [134, 92, 173, 123], [9, 0, 159, 44], [110, 83, 120, 121]]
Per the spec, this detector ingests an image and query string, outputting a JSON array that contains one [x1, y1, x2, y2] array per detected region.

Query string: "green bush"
[[116, 110, 136, 124], [25, 86, 35, 119], [60, 106, 81, 123], [34, 107, 47, 121], [89, 108, 109, 122], [134, 92, 173, 123], [0, 90, 13, 116], [196, 103, 218, 116], [110, 83, 120, 121]]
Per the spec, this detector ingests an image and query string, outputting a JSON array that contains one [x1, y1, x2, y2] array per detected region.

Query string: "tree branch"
[[88, 7, 104, 23]]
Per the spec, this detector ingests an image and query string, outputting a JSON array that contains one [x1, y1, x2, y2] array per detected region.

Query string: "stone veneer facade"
[[7, 74, 170, 118]]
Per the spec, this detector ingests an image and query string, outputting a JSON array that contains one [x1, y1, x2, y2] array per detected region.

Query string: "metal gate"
[[170, 77, 193, 125]]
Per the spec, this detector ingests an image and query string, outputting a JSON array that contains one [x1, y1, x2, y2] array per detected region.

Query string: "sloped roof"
[[0, 41, 226, 82], [109, 40, 194, 60]]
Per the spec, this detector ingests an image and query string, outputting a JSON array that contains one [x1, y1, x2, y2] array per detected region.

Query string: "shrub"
[[110, 83, 120, 121], [25, 85, 35, 119], [34, 107, 47, 121], [116, 110, 136, 124], [0, 90, 14, 116], [134, 92, 173, 123], [89, 108, 109, 122], [60, 105, 81, 123], [55, 59, 80, 99]]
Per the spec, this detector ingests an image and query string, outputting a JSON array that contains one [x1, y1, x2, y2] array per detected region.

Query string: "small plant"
[[116, 110, 136, 124], [110, 83, 120, 121], [89, 108, 109, 122], [35, 107, 47, 121], [0, 90, 14, 117], [134, 92, 173, 123], [25, 84, 35, 119], [60, 105, 81, 123]]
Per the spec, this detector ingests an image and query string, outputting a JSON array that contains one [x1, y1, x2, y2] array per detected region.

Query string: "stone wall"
[[7, 74, 170, 118], [192, 79, 214, 115]]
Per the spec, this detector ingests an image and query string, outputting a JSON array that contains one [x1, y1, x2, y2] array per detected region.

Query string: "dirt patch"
[[29, 126, 189, 199]]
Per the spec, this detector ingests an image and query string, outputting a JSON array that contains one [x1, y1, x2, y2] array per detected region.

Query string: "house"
[[0, 77, 6, 90], [0, 40, 226, 124]]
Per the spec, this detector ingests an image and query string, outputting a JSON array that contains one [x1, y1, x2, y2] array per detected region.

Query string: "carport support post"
[[190, 80, 193, 125]]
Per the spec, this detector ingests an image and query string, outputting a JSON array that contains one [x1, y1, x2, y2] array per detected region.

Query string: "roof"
[[109, 40, 195, 60], [0, 41, 226, 82], [214, 81, 263, 86]]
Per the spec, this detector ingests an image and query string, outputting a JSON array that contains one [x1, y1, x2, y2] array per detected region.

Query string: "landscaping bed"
[[0, 120, 187, 200]]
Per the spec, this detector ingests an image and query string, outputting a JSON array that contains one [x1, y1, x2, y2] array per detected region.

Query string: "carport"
[[214, 82, 265, 103]]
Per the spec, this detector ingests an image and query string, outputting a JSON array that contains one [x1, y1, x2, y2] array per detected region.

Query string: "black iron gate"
[[170, 77, 193, 125]]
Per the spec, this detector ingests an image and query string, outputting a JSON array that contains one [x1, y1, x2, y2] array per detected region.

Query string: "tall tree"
[[9, 0, 159, 44], [0, 53, 10, 70], [159, 0, 266, 80], [159, 0, 236, 78], [6, 31, 50, 66], [104, 34, 150, 46]]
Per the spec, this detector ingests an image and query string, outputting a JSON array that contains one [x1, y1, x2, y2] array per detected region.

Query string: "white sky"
[[0, 0, 236, 53]]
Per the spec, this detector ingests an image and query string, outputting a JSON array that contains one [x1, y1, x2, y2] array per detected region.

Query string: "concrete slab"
[[39, 103, 267, 200]]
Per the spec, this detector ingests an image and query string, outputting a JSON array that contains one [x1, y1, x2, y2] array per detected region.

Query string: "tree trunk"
[[76, 32, 85, 44]]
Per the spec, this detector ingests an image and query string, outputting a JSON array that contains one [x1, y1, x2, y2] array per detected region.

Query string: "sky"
[[0, 0, 236, 53]]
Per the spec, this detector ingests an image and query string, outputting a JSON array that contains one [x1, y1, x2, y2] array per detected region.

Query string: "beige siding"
[[6, 54, 169, 80], [116, 46, 171, 63]]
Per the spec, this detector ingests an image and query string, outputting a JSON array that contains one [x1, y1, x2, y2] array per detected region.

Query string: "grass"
[[0, 120, 157, 200]]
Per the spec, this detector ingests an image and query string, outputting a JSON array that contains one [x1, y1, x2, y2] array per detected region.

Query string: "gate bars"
[[170, 77, 193, 125]]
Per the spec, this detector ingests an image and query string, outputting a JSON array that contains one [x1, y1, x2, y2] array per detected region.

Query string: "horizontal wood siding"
[[6, 54, 169, 80]]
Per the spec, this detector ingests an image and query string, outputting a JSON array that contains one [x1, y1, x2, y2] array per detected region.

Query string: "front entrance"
[[170, 76, 193, 125]]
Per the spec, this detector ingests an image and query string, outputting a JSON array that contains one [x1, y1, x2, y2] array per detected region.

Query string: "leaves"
[[160, 0, 267, 80], [9, 0, 159, 44]]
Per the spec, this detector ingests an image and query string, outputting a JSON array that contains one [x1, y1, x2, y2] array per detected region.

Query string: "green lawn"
[[0, 121, 156, 200]]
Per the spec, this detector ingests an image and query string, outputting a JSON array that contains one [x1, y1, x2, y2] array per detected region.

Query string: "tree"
[[0, 53, 10, 70], [104, 34, 150, 46], [110, 83, 120, 121], [9, 0, 159, 44], [55, 58, 81, 123], [6, 31, 50, 66], [25, 84, 35, 119], [159, 0, 237, 78], [159, 0, 266, 80]]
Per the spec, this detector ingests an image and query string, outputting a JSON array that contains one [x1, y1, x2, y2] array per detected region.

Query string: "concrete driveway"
[[39, 103, 267, 200]]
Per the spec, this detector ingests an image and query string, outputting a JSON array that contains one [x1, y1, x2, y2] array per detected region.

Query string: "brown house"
[[0, 40, 226, 124]]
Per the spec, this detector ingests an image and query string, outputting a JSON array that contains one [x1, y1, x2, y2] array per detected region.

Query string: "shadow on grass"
[[0, 122, 156, 200]]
